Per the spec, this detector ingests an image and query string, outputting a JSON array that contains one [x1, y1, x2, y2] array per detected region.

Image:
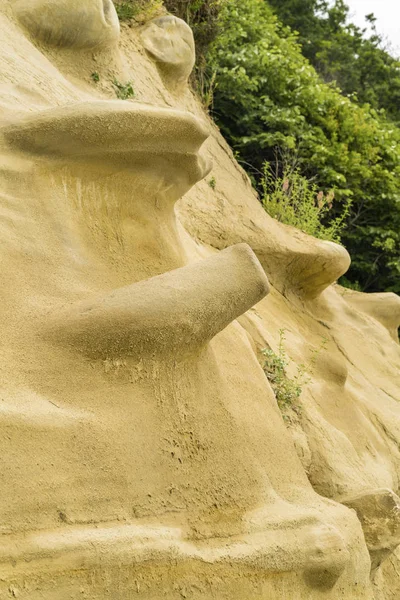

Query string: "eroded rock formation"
[[0, 1, 399, 598]]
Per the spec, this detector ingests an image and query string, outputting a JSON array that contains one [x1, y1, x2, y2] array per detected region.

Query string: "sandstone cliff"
[[0, 1, 399, 598]]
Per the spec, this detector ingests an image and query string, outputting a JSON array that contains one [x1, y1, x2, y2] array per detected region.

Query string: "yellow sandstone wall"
[[0, 1, 399, 598]]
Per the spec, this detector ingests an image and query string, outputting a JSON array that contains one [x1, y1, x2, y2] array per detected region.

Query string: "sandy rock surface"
[[0, 1, 399, 598]]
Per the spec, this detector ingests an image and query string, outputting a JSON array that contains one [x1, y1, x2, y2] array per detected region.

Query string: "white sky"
[[345, 0, 400, 54]]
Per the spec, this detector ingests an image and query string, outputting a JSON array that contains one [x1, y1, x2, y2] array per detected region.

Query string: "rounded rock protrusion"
[[341, 489, 400, 570], [141, 15, 195, 83], [11, 0, 120, 48], [42, 244, 270, 359]]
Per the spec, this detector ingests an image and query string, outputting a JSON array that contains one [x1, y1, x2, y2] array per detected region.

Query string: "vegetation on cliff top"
[[165, 0, 400, 294]]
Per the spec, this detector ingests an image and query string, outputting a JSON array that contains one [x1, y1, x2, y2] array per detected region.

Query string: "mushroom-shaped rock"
[[341, 489, 400, 570], [11, 0, 120, 48], [2, 100, 212, 201], [278, 238, 351, 300], [2, 101, 209, 161], [43, 244, 270, 358], [179, 186, 352, 300], [141, 16, 195, 83]]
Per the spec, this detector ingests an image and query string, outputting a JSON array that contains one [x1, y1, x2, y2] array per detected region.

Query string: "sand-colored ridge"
[[42, 244, 270, 358], [2, 100, 210, 159]]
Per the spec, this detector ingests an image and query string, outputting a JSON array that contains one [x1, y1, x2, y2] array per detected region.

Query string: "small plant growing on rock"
[[262, 329, 327, 422], [112, 79, 135, 100], [208, 176, 216, 189], [91, 72, 100, 83]]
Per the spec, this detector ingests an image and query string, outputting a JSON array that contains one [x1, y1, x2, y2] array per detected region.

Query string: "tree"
[[267, 0, 400, 124]]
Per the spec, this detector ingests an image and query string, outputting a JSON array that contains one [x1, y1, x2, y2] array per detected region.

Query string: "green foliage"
[[262, 329, 327, 422], [205, 0, 400, 292], [338, 276, 362, 292], [267, 0, 400, 125], [208, 176, 216, 189], [115, 1, 137, 20], [200, 69, 217, 111], [262, 342, 304, 417], [112, 79, 135, 100], [261, 162, 351, 242], [91, 72, 100, 83], [114, 0, 163, 22]]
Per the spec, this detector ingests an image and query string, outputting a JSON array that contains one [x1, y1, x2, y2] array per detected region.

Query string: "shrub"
[[261, 161, 352, 243], [262, 329, 327, 422]]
